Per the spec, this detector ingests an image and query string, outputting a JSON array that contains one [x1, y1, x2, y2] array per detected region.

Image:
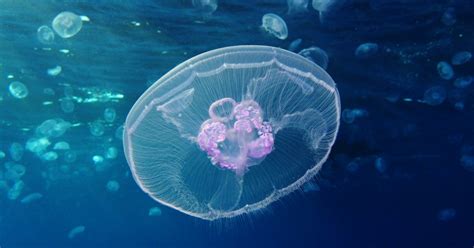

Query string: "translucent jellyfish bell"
[[37, 25, 55, 45], [261, 14, 288, 40], [287, 0, 309, 15], [298, 46, 329, 70], [124, 45, 340, 220], [52, 11, 83, 38]]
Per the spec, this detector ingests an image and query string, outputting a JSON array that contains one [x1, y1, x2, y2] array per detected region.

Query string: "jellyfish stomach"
[[197, 98, 275, 174]]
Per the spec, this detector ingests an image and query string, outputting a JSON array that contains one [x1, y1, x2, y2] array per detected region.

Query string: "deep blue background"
[[0, 0, 473, 247]]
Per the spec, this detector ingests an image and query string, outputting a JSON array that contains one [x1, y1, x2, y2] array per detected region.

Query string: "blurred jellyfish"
[[9, 143, 24, 161], [43, 88, 55, 96], [287, 0, 309, 14], [7, 180, 24, 200], [451, 51, 472, 65], [4, 162, 26, 182], [105, 146, 118, 159], [63, 85, 74, 98], [115, 125, 124, 140], [460, 155, 474, 172], [374, 156, 388, 174], [104, 108, 117, 123], [441, 7, 456, 26], [148, 207, 162, 217], [288, 38, 302, 52], [355, 43, 379, 59], [47, 66, 62, 76], [36, 119, 71, 138], [192, 0, 218, 14], [298, 46, 329, 70], [106, 180, 120, 192], [60, 98, 75, 113], [53, 141, 70, 150], [63, 150, 77, 163], [41, 151, 58, 161], [52, 11, 83, 38], [261, 14, 288, 40], [423, 86, 446, 106], [124, 45, 340, 220], [67, 225, 85, 239], [341, 108, 368, 124], [437, 208, 456, 221], [453, 76, 472, 89], [92, 155, 104, 164], [437, 61, 454, 80], [89, 120, 105, 136], [0, 150, 5, 159], [20, 192, 43, 204], [346, 161, 359, 173], [26, 137, 51, 155], [8, 81, 28, 99], [37, 25, 55, 44]]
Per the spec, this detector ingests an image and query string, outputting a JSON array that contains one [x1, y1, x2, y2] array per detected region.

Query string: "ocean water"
[[1, 0, 474, 247]]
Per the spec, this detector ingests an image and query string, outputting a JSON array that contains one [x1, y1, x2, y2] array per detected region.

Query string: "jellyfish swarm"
[[124, 46, 340, 220]]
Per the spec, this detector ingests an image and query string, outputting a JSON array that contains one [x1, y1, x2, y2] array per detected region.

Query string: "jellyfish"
[[312, 0, 343, 22], [41, 151, 58, 161], [287, 0, 309, 15], [37, 25, 55, 45], [451, 51, 472, 65], [47, 66, 62, 76], [9, 143, 24, 161], [60, 98, 75, 113], [105, 146, 118, 159], [53, 141, 70, 150], [123, 45, 340, 220], [89, 120, 105, 136], [192, 0, 218, 14], [355, 43, 379, 59], [441, 7, 456, 26], [298, 46, 329, 70], [437, 61, 454, 80], [288, 38, 302, 52], [52, 11, 83, 38], [8, 81, 28, 99], [261, 14, 288, 40], [104, 108, 117, 123], [63, 151, 77, 163], [453, 76, 472, 89], [20, 193, 43, 204], [423, 86, 446, 106], [67, 225, 85, 239], [148, 207, 162, 216], [106, 180, 120, 192]]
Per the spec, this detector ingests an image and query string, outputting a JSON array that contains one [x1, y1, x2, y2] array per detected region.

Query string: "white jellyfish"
[[20, 192, 43, 204], [41, 151, 58, 161], [53, 141, 70, 150], [451, 51, 472, 65], [52, 11, 83, 38], [312, 0, 343, 22], [261, 13, 288, 40], [355, 43, 379, 59], [192, 0, 218, 14], [89, 120, 105, 136], [148, 207, 162, 217], [287, 0, 309, 14], [106, 180, 120, 192], [37, 25, 55, 45], [104, 108, 117, 123], [36, 119, 71, 138], [0, 150, 5, 159], [47, 65, 62, 76], [423, 86, 446, 106], [105, 147, 118, 159], [298, 46, 329, 70], [8, 81, 28, 99], [437, 61, 454, 80]]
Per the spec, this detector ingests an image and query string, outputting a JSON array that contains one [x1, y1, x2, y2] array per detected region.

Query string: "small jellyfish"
[[47, 65, 62, 76], [20, 192, 43, 204], [89, 120, 105, 136], [261, 13, 288, 40], [355, 43, 379, 59], [124, 46, 340, 220], [36, 119, 71, 138], [460, 155, 474, 172], [437, 208, 456, 221], [37, 25, 55, 45], [0, 150, 5, 159], [60, 98, 75, 113], [63, 85, 74, 98], [192, 0, 218, 14], [53, 141, 70, 150], [92, 155, 104, 164], [287, 0, 309, 15], [437, 61, 454, 80], [104, 108, 117, 123], [7, 180, 24, 200], [374, 157, 388, 174], [52, 11, 83, 38], [453, 76, 473, 89], [9, 81, 29, 99], [341, 108, 367, 124], [148, 207, 162, 217], [67, 225, 85, 239], [63, 150, 77, 163], [115, 125, 124, 140], [105, 147, 118, 159], [288, 38, 302, 52], [43, 88, 55, 96], [441, 7, 456, 26], [423, 86, 446, 106], [451, 51, 472, 65], [26, 137, 51, 155], [4, 162, 26, 182], [41, 151, 58, 161], [106, 180, 120, 192], [9, 143, 24, 161], [298, 46, 329, 70], [346, 161, 359, 173]]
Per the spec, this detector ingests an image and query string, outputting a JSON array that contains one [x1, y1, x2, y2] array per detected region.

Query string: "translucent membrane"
[[124, 45, 340, 220]]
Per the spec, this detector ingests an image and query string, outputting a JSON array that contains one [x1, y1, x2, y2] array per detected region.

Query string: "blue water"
[[1, 1, 474, 247]]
